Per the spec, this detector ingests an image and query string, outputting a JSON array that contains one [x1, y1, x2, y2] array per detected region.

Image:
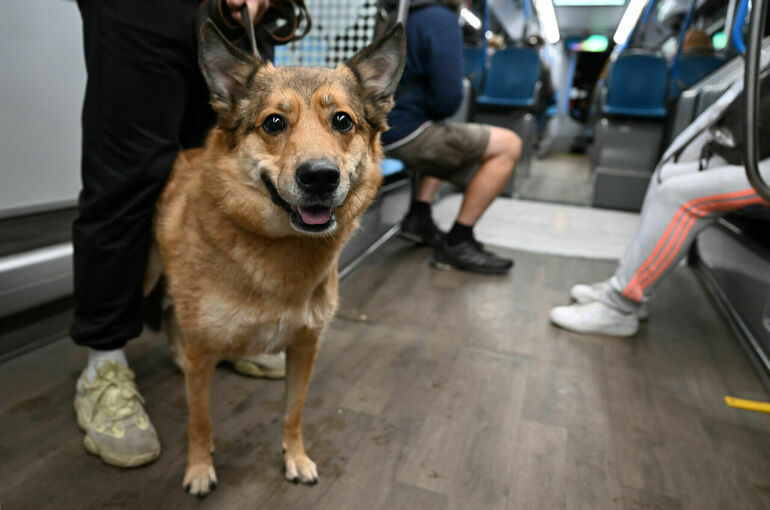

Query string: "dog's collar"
[[260, 174, 293, 214]]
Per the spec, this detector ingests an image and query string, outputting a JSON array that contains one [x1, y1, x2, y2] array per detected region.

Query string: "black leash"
[[240, 3, 259, 58], [200, 0, 312, 59]]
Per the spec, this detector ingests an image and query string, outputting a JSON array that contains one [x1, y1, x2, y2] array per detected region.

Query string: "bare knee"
[[503, 130, 522, 162], [485, 127, 522, 167]]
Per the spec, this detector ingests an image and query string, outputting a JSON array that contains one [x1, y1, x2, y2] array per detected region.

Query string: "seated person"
[[550, 77, 770, 337], [382, 0, 522, 274], [681, 28, 714, 56], [527, 33, 556, 110]]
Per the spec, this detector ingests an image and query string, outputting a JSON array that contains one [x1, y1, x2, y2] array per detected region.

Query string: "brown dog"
[[149, 22, 405, 496]]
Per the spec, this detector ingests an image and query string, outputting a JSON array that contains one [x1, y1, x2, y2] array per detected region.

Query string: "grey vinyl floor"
[[432, 195, 639, 260], [516, 153, 593, 207], [1, 241, 769, 509]]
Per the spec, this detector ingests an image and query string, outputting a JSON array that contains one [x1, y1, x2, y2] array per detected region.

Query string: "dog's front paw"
[[284, 452, 318, 484], [183, 462, 218, 497]]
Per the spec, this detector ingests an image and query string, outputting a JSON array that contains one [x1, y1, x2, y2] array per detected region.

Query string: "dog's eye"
[[331, 112, 354, 133], [262, 114, 287, 135]]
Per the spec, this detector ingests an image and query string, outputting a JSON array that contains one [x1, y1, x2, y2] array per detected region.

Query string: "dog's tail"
[[142, 242, 165, 332], [143, 278, 166, 332]]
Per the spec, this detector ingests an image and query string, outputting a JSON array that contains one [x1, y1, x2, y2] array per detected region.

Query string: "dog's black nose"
[[295, 160, 340, 195]]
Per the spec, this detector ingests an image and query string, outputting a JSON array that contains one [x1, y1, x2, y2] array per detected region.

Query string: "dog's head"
[[198, 22, 405, 237]]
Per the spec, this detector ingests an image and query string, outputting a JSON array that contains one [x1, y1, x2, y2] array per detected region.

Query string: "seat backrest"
[[604, 51, 668, 117], [462, 46, 485, 92], [664, 42, 760, 147], [475, 47, 540, 108], [669, 54, 726, 100]]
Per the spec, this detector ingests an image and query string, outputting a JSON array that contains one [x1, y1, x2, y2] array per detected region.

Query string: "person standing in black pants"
[[71, 0, 284, 468]]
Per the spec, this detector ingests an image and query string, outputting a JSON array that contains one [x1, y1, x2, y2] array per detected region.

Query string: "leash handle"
[[240, 3, 259, 59], [204, 0, 311, 50], [262, 0, 312, 44]]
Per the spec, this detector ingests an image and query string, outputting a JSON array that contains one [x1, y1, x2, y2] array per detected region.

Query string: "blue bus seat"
[[669, 54, 725, 101], [475, 47, 541, 109], [603, 51, 668, 118], [462, 46, 485, 93]]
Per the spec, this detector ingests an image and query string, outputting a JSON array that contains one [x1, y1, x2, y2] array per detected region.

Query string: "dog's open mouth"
[[293, 205, 333, 226], [261, 175, 337, 233], [290, 205, 336, 233]]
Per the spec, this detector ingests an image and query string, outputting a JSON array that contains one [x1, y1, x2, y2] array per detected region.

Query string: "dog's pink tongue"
[[298, 206, 331, 225]]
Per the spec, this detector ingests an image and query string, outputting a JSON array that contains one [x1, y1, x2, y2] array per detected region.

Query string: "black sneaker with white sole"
[[399, 213, 444, 248], [432, 238, 513, 274]]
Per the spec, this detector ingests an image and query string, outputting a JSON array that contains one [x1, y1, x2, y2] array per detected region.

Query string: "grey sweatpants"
[[609, 131, 770, 305]]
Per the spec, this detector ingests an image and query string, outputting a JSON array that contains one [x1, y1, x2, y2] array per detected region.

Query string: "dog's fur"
[[148, 22, 404, 496]]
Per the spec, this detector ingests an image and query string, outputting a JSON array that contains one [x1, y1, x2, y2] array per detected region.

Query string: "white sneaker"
[[229, 352, 285, 379], [74, 360, 161, 467], [569, 280, 611, 304], [570, 281, 649, 320], [549, 301, 639, 337]]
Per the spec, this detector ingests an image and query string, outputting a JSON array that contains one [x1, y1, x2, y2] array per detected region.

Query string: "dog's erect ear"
[[345, 24, 406, 112], [198, 20, 262, 114]]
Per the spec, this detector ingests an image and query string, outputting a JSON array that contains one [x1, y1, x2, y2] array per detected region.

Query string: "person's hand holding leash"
[[226, 0, 270, 25]]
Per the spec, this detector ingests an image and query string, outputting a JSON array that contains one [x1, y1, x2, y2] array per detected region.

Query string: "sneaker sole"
[[76, 410, 161, 468], [82, 434, 161, 468], [230, 360, 286, 379], [549, 314, 638, 338], [431, 258, 511, 275]]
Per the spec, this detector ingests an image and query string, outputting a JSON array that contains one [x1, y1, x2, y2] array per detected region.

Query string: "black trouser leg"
[[70, 0, 214, 350]]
